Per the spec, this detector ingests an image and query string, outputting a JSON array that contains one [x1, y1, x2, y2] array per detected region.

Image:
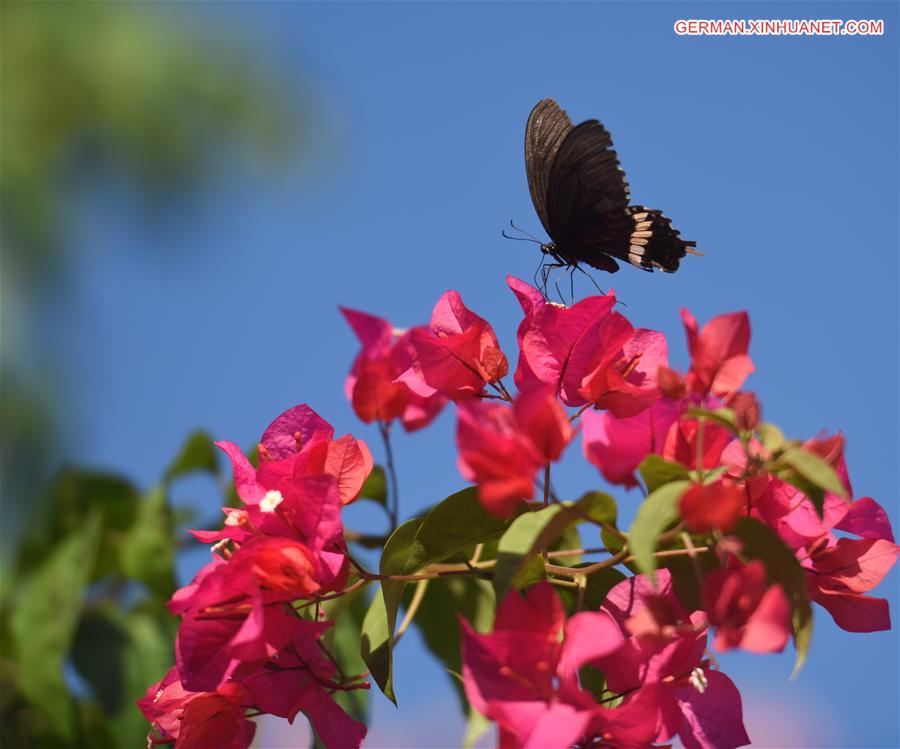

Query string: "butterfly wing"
[[524, 99, 574, 236], [546, 120, 693, 273]]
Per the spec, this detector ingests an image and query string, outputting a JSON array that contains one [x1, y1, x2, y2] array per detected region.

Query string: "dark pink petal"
[[671, 670, 750, 749], [587, 328, 669, 419], [813, 538, 899, 593], [490, 700, 592, 749], [680, 480, 744, 533], [812, 589, 892, 632], [836, 497, 895, 542], [456, 400, 542, 516], [681, 309, 754, 398], [324, 435, 374, 505], [495, 581, 566, 638], [513, 385, 573, 462], [216, 441, 265, 503], [177, 689, 256, 749], [582, 401, 681, 488], [557, 610, 624, 682], [260, 404, 334, 460], [339, 306, 393, 355], [739, 584, 791, 653], [512, 286, 618, 405]]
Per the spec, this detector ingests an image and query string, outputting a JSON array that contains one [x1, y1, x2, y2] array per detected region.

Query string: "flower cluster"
[[341, 277, 896, 748], [144, 277, 896, 749], [139, 405, 371, 749]]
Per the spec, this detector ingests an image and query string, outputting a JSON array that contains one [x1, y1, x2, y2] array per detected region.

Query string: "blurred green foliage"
[[0, 432, 217, 748], [0, 2, 301, 745]]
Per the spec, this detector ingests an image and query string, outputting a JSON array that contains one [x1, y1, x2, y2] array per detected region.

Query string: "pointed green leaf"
[[638, 455, 690, 494], [757, 422, 785, 452], [628, 481, 690, 582], [10, 513, 102, 737], [687, 406, 738, 432], [121, 485, 176, 598], [360, 585, 395, 704], [776, 446, 848, 499], [164, 430, 218, 482], [359, 465, 387, 507]]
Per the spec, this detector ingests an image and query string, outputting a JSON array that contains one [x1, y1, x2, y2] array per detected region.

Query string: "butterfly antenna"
[[501, 228, 541, 244], [509, 220, 544, 243]]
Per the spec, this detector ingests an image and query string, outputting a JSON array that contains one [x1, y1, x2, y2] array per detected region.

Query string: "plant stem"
[[393, 579, 429, 645], [378, 420, 400, 531]]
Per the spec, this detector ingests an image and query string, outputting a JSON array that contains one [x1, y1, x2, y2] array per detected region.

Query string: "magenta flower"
[[681, 309, 754, 398], [341, 306, 447, 429], [240, 619, 368, 749], [582, 400, 682, 488], [456, 386, 573, 516], [137, 668, 256, 749], [508, 276, 620, 405], [404, 291, 508, 400], [703, 560, 792, 653], [461, 582, 624, 749], [598, 572, 751, 749]]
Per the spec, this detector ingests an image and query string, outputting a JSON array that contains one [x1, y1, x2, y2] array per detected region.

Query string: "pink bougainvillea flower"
[[172, 540, 328, 691], [662, 417, 733, 472], [456, 386, 572, 516], [216, 403, 373, 506], [404, 291, 508, 400], [580, 327, 670, 418], [702, 560, 791, 653], [681, 309, 754, 398], [836, 497, 896, 542], [461, 582, 624, 749], [341, 307, 447, 430], [241, 619, 368, 749], [598, 571, 751, 749], [803, 536, 899, 632], [138, 667, 256, 749], [508, 276, 621, 406], [582, 400, 682, 488], [680, 479, 746, 533], [727, 391, 761, 431]]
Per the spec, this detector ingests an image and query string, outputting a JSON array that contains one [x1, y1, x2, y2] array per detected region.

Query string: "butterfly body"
[[524, 99, 697, 275]]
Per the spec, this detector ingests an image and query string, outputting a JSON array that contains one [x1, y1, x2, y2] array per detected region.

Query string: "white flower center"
[[689, 667, 709, 694], [260, 490, 284, 513]]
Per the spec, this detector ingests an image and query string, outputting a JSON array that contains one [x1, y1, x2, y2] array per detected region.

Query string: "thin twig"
[[378, 420, 400, 531], [394, 580, 429, 645]]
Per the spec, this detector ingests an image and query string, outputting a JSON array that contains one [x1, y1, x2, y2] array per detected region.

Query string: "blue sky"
[[56, 2, 897, 747]]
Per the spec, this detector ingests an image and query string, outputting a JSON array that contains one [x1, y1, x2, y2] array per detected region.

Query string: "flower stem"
[[378, 420, 400, 531]]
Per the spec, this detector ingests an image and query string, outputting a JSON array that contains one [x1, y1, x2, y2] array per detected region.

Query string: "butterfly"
[[520, 98, 699, 280]]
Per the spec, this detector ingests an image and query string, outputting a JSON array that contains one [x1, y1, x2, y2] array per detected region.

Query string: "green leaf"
[[18, 469, 138, 581], [492, 492, 614, 600], [732, 518, 813, 676], [628, 481, 690, 582], [414, 577, 495, 713], [757, 422, 785, 451], [10, 513, 102, 737], [360, 585, 395, 704], [578, 566, 628, 610], [687, 406, 738, 432], [364, 487, 511, 703], [408, 487, 511, 571], [359, 465, 388, 507], [776, 446, 848, 501], [463, 708, 493, 749], [164, 430, 218, 482], [638, 455, 690, 494], [121, 485, 177, 598]]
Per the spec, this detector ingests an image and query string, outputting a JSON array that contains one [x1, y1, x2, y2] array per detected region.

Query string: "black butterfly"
[[520, 98, 698, 278]]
